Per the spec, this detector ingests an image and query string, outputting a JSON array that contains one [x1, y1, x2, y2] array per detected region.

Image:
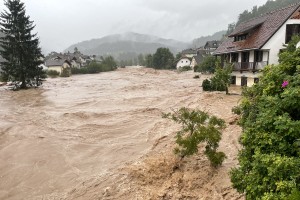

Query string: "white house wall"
[[249, 51, 255, 62], [238, 52, 242, 62], [263, 51, 269, 62], [176, 58, 191, 69], [262, 19, 300, 65]]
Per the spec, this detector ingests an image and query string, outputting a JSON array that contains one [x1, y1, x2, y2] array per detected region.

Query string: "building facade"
[[214, 3, 300, 86]]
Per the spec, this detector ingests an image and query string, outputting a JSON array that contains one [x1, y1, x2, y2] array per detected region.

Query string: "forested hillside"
[[237, 0, 299, 25]]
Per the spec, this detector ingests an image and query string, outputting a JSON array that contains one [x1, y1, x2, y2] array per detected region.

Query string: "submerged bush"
[[47, 70, 59, 78], [202, 79, 212, 91], [60, 67, 71, 77], [163, 108, 226, 167], [178, 65, 192, 72], [201, 65, 232, 94]]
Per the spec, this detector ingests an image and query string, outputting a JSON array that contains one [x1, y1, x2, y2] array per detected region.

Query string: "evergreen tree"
[[153, 48, 175, 69], [0, 0, 43, 88]]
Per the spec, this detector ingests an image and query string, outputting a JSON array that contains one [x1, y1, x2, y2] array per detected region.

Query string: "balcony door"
[[241, 52, 249, 70]]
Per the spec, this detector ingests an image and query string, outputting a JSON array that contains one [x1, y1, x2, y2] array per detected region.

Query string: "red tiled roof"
[[215, 3, 300, 54]]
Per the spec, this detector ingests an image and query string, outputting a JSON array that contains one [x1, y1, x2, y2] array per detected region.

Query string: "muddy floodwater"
[[0, 67, 242, 199]]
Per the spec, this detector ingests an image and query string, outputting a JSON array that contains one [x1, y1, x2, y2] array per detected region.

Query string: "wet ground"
[[0, 67, 243, 199]]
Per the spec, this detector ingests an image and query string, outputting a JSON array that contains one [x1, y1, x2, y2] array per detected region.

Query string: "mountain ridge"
[[64, 31, 226, 61]]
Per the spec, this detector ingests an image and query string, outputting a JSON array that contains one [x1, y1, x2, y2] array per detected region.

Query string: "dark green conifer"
[[0, 0, 43, 88]]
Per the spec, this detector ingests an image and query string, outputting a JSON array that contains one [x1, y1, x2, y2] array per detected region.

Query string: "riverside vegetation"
[[163, 107, 226, 168], [230, 36, 300, 199]]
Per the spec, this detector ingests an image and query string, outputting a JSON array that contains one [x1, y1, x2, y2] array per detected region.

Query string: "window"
[[242, 52, 249, 62], [286, 24, 300, 44], [234, 34, 248, 42], [231, 76, 236, 84], [241, 77, 247, 86], [254, 51, 263, 62], [231, 53, 239, 62]]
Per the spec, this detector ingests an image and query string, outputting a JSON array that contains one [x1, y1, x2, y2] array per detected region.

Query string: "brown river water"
[[0, 67, 243, 200]]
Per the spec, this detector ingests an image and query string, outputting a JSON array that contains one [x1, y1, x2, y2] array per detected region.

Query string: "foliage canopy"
[[230, 36, 300, 199], [163, 108, 226, 168], [152, 47, 175, 69], [0, 0, 44, 88]]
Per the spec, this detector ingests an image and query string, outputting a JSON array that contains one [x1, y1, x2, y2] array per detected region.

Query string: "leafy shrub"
[[71, 67, 88, 74], [70, 60, 117, 75], [193, 65, 199, 72], [60, 67, 71, 77], [196, 55, 219, 74], [178, 65, 192, 72], [202, 79, 212, 91], [201, 65, 232, 94], [230, 36, 300, 199], [163, 108, 226, 168], [47, 70, 59, 78]]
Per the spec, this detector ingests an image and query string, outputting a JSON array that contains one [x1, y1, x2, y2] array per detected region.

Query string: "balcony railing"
[[232, 61, 268, 72]]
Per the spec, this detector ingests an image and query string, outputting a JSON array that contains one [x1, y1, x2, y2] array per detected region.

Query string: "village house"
[[44, 51, 95, 75], [214, 3, 300, 86], [181, 49, 197, 58], [204, 40, 222, 55], [190, 54, 205, 68], [176, 57, 191, 69], [45, 59, 71, 74]]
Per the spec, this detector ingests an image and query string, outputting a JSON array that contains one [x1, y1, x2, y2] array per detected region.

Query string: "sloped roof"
[[193, 54, 205, 64], [45, 59, 71, 67], [181, 49, 197, 55], [204, 40, 222, 49], [215, 3, 300, 54]]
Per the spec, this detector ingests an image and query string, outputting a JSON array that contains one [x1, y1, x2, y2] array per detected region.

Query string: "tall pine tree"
[[0, 0, 43, 88]]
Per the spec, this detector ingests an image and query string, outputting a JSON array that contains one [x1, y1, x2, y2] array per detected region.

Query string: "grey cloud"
[[1, 0, 267, 53]]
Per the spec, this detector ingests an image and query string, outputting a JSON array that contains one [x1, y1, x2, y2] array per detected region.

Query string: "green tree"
[[175, 52, 182, 60], [152, 47, 175, 69], [0, 0, 43, 88], [163, 108, 226, 168], [101, 56, 117, 70], [145, 54, 153, 67], [230, 37, 300, 199], [202, 64, 232, 94], [137, 54, 145, 66], [196, 55, 219, 74]]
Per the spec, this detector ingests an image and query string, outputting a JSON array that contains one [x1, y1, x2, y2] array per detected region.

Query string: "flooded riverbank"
[[0, 68, 242, 199]]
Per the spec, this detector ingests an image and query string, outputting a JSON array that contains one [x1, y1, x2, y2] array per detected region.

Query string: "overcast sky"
[[1, 0, 267, 53]]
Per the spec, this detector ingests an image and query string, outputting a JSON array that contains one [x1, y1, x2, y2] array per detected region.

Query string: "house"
[[45, 50, 94, 69], [191, 54, 205, 68], [45, 59, 71, 74], [214, 3, 300, 87], [176, 57, 192, 69], [181, 49, 197, 58], [204, 40, 222, 54]]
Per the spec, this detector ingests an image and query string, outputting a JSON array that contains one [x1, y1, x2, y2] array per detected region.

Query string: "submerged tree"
[[163, 108, 226, 168], [0, 0, 43, 88]]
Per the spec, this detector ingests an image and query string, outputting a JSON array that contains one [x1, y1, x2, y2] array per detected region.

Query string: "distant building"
[[44, 50, 95, 72], [191, 54, 205, 68], [204, 40, 221, 54], [181, 49, 197, 58], [176, 57, 192, 69], [45, 59, 71, 74], [215, 3, 300, 87]]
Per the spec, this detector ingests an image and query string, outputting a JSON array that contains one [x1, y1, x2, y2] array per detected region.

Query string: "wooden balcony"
[[232, 61, 268, 72]]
